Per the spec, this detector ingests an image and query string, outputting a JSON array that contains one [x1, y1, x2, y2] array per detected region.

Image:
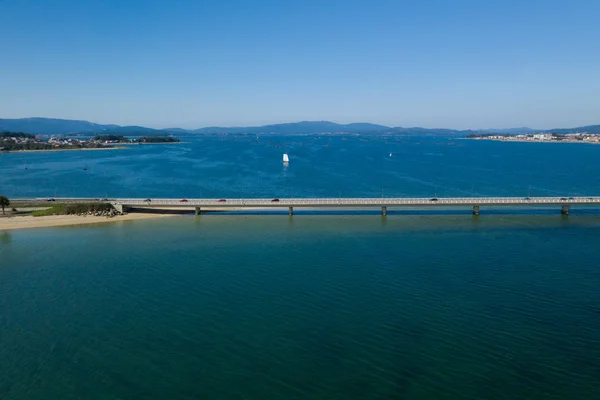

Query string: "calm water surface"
[[1, 135, 600, 198], [1, 136, 600, 399]]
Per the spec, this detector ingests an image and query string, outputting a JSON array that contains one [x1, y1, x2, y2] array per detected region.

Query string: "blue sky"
[[1, 0, 599, 129]]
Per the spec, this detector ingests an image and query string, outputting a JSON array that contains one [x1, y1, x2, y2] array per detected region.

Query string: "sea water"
[[1, 135, 600, 198], [1, 135, 600, 399]]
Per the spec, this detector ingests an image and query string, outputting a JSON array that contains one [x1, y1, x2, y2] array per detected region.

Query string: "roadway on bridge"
[[112, 196, 600, 208], [13, 196, 600, 208]]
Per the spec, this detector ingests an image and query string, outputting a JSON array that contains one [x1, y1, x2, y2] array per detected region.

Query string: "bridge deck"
[[12, 196, 600, 207], [111, 196, 600, 207]]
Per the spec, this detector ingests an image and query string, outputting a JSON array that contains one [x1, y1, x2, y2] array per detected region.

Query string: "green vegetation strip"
[[31, 205, 66, 216], [31, 203, 113, 217]]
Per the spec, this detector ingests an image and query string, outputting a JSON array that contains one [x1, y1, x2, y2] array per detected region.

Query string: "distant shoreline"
[[466, 137, 600, 145], [117, 142, 187, 145], [0, 146, 126, 154]]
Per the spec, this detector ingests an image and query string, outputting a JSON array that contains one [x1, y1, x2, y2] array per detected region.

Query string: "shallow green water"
[[1, 215, 599, 399]]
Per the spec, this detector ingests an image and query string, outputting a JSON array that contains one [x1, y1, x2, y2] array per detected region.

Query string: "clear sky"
[[1, 0, 599, 129]]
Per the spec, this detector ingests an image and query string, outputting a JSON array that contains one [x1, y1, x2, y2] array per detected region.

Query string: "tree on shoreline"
[[0, 195, 9, 215]]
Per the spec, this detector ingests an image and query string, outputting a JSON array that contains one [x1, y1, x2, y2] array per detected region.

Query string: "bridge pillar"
[[289, 206, 294, 216], [382, 206, 387, 216], [112, 203, 124, 213], [195, 207, 201, 216], [561, 204, 569, 215], [473, 205, 480, 216]]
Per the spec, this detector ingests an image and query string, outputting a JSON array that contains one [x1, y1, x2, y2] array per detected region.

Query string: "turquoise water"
[[2, 136, 600, 399], [2, 216, 600, 399]]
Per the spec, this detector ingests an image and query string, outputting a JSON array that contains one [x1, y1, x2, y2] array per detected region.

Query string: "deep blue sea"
[[1, 135, 600, 399], [1, 135, 600, 198]]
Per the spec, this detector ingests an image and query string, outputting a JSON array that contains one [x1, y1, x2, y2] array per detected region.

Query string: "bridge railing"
[[112, 196, 600, 206]]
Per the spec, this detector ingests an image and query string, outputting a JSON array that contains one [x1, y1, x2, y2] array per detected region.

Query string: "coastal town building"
[[471, 132, 600, 144]]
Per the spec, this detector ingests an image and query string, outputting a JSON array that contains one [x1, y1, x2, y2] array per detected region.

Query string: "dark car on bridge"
[[46, 198, 56, 202], [144, 198, 151, 202], [430, 198, 438, 202], [271, 198, 280, 202], [217, 199, 226, 203], [180, 199, 188, 202]]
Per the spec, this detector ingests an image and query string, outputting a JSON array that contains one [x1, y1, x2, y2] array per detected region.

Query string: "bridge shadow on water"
[[171, 207, 600, 217], [129, 208, 191, 215]]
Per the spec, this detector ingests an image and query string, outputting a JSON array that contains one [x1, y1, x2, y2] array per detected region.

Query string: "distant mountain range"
[[1, 117, 599, 136], [193, 121, 392, 135]]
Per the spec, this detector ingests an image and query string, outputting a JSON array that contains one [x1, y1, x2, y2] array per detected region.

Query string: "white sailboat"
[[283, 153, 289, 163]]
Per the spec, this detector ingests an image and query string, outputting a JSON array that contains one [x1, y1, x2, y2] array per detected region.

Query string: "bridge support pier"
[[195, 207, 201, 216], [382, 206, 387, 216], [112, 203, 125, 213], [289, 207, 294, 216], [561, 204, 569, 215], [473, 205, 480, 216]]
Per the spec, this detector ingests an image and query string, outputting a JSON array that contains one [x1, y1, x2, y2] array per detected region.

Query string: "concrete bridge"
[[108, 196, 598, 216], [13, 196, 600, 216]]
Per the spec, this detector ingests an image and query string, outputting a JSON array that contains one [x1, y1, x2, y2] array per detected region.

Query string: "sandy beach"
[[0, 206, 358, 231], [0, 213, 172, 231]]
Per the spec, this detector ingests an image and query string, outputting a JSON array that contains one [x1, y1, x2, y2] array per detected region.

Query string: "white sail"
[[283, 153, 289, 163]]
